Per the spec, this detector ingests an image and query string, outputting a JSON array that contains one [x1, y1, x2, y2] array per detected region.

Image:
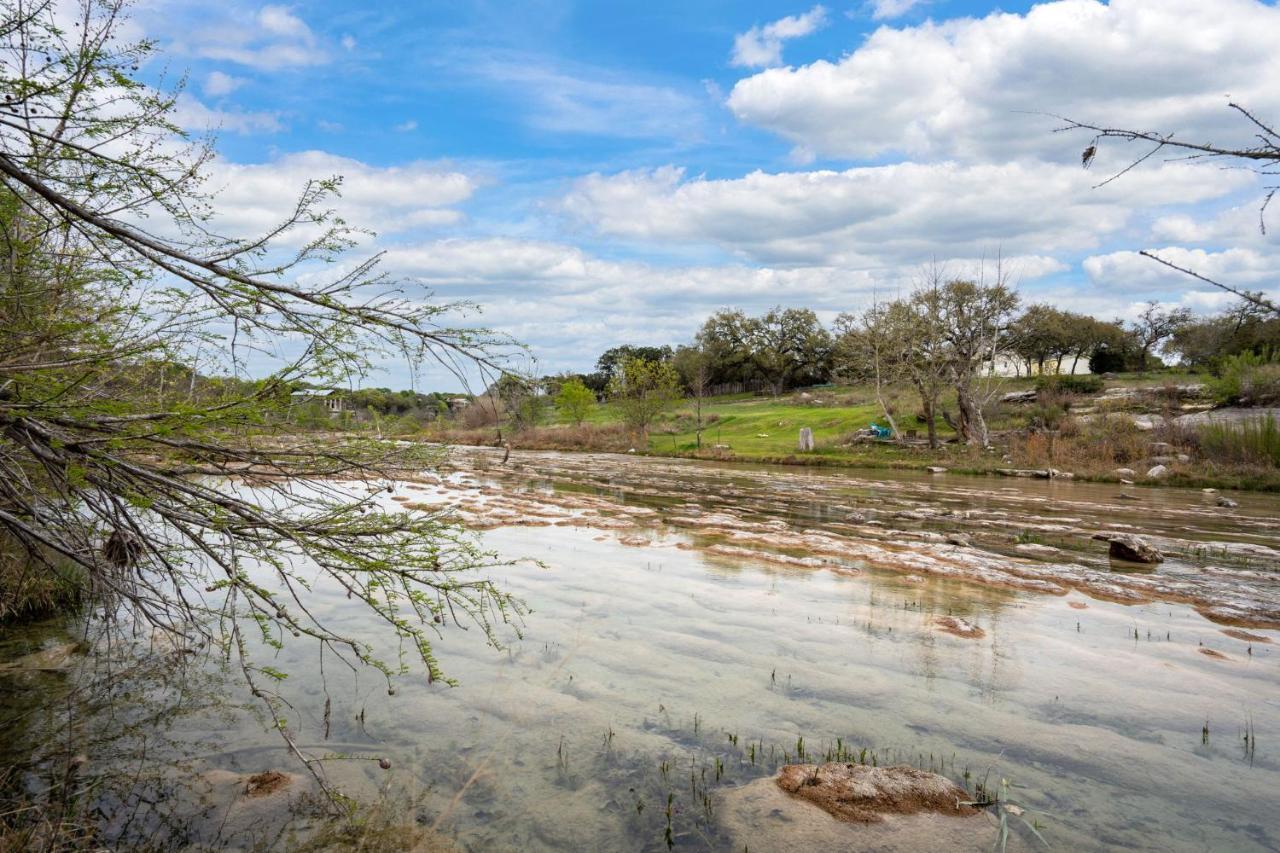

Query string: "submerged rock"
[[0, 641, 86, 673], [1093, 532, 1164, 564], [776, 763, 978, 823]]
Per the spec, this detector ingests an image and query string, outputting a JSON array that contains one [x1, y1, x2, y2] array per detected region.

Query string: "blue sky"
[[135, 0, 1280, 390]]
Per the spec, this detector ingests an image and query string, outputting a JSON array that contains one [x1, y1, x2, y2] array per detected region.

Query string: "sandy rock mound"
[[720, 774, 1009, 853], [776, 763, 977, 823], [933, 616, 985, 639], [244, 769, 291, 797]]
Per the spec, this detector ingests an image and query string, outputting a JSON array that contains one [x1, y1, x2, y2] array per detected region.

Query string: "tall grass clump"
[[1198, 417, 1280, 467], [0, 535, 84, 623]]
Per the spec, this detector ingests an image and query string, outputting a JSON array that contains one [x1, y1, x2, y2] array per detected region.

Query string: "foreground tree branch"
[[1053, 103, 1280, 315], [0, 0, 522, 801]]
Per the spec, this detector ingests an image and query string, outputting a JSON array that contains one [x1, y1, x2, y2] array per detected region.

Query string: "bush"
[[1035, 374, 1103, 394], [461, 397, 502, 428], [1088, 347, 1125, 374], [1024, 390, 1076, 431], [1198, 417, 1280, 466], [1209, 350, 1280, 406]]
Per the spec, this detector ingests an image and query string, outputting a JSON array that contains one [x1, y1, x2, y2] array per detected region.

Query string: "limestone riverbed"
[[2, 449, 1278, 851]]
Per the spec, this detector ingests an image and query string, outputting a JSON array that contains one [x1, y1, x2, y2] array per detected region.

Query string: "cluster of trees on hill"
[[494, 280, 1279, 449], [316, 275, 1279, 450]]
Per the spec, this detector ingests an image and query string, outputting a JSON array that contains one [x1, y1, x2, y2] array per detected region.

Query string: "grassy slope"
[[432, 370, 1279, 489], [634, 371, 1203, 460]]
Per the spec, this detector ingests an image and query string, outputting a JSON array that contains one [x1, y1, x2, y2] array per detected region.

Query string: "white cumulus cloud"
[[731, 6, 828, 69], [204, 152, 477, 242], [727, 0, 1280, 162], [560, 161, 1253, 268]]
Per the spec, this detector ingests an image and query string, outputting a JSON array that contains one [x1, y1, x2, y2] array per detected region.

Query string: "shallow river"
[[3, 450, 1280, 851]]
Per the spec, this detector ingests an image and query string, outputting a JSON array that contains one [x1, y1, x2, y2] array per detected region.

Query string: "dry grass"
[[432, 422, 638, 453], [1008, 414, 1152, 474], [0, 537, 84, 624]]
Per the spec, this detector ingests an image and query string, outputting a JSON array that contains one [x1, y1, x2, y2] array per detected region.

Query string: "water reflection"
[[0, 453, 1277, 851]]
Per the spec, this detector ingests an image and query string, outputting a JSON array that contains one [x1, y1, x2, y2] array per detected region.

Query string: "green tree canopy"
[[607, 356, 681, 434], [555, 377, 596, 425]]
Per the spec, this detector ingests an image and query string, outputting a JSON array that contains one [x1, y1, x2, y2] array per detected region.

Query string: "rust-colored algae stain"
[[776, 763, 978, 823], [933, 616, 985, 639]]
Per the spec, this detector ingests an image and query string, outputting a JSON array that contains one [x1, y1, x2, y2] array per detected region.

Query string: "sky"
[[132, 0, 1280, 390]]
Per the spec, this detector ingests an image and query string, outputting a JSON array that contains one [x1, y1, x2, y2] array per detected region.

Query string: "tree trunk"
[[923, 398, 938, 449], [695, 393, 702, 449], [955, 385, 989, 447]]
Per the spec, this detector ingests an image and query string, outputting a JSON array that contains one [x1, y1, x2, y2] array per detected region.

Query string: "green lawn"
[[647, 397, 889, 455], [525, 371, 1218, 470], [545, 385, 958, 460]]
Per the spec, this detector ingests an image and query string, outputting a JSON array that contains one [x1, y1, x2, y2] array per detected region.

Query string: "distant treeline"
[[144, 287, 1280, 437], [541, 293, 1279, 398]]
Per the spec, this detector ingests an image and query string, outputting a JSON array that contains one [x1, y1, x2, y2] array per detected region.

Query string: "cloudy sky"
[[136, 0, 1280, 389]]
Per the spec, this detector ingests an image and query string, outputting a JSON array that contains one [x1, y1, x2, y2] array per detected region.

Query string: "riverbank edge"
[[429, 435, 1280, 493]]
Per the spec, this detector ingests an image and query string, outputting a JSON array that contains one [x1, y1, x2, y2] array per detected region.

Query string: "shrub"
[[1024, 390, 1075, 431], [461, 397, 502, 428], [1035, 374, 1103, 394], [1089, 347, 1126, 374], [1209, 350, 1280, 406]]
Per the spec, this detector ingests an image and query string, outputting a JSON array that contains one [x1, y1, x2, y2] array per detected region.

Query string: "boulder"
[[776, 763, 977, 824], [1000, 390, 1038, 404], [1146, 464, 1169, 479], [1114, 467, 1136, 478], [1175, 407, 1280, 428], [1093, 532, 1164, 563], [1216, 496, 1239, 508]]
